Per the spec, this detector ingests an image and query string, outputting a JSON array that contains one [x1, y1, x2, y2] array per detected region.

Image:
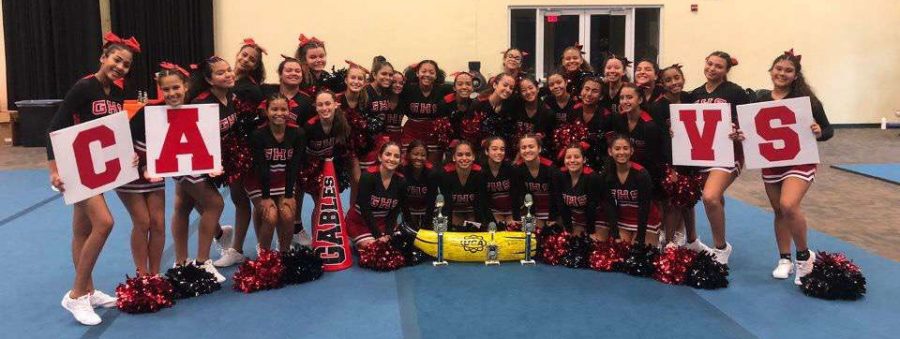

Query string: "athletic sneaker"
[[89, 289, 117, 308], [61, 291, 101, 326], [199, 259, 226, 283], [293, 231, 312, 248], [794, 251, 816, 285], [213, 248, 245, 267], [711, 242, 733, 265], [672, 232, 687, 247], [684, 238, 711, 253], [772, 259, 794, 279], [215, 225, 234, 252]]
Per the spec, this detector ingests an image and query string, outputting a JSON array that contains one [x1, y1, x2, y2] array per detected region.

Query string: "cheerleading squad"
[[47, 33, 837, 325]]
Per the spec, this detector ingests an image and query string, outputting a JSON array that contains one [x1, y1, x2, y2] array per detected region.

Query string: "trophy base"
[[484, 260, 500, 266], [432, 260, 448, 267], [520, 259, 536, 265]]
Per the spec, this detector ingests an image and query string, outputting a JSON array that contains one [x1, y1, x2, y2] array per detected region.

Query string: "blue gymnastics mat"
[[832, 163, 900, 185], [0, 169, 896, 339]]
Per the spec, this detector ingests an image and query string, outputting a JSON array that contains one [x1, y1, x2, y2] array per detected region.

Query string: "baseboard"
[[833, 123, 880, 128]]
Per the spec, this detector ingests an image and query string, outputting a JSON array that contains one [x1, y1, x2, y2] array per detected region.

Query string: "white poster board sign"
[[737, 96, 819, 170], [144, 104, 221, 177], [669, 103, 735, 167], [49, 111, 138, 205]]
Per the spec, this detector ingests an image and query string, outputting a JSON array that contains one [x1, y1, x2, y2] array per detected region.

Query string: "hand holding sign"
[[144, 104, 222, 177]]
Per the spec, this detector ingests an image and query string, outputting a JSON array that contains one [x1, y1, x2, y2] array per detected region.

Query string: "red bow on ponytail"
[[242, 38, 267, 55], [159, 62, 189, 77], [103, 32, 141, 53]]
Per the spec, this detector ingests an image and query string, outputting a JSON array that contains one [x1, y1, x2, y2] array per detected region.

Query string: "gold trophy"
[[432, 194, 449, 266], [485, 222, 500, 266], [521, 193, 536, 265]]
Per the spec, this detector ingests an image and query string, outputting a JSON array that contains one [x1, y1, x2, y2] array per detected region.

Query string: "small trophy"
[[521, 194, 536, 265], [432, 194, 449, 266], [485, 222, 500, 266]]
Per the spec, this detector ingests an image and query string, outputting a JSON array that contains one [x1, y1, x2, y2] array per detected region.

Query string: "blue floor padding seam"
[[396, 269, 423, 339], [0, 194, 59, 228], [81, 189, 230, 339], [831, 164, 900, 185]]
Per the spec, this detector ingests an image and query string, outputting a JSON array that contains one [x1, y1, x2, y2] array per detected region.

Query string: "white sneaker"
[[61, 291, 101, 326], [89, 289, 117, 308], [673, 232, 687, 247], [684, 238, 711, 253], [215, 225, 234, 252], [794, 251, 816, 285], [200, 259, 226, 283], [711, 242, 733, 265], [293, 230, 312, 248], [772, 259, 794, 279], [213, 248, 245, 267]]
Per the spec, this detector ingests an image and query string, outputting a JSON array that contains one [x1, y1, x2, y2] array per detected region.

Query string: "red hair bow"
[[574, 44, 586, 54], [242, 38, 267, 55], [103, 32, 141, 53], [159, 61, 189, 77], [784, 48, 802, 62], [345, 60, 370, 74], [450, 71, 473, 79], [298, 34, 325, 48]]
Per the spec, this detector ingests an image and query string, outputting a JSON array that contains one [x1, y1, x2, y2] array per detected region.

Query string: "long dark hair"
[[769, 52, 821, 106], [707, 51, 738, 82], [603, 133, 634, 182], [314, 90, 351, 146], [237, 44, 266, 84], [188, 56, 228, 102], [295, 39, 326, 88]]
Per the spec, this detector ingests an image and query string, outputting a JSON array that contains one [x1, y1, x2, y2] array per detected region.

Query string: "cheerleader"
[[346, 141, 412, 247], [427, 141, 495, 230], [262, 56, 315, 126], [558, 45, 593, 95], [447, 72, 475, 136], [298, 90, 352, 220], [294, 34, 328, 95], [558, 144, 607, 239], [214, 39, 267, 267], [602, 135, 662, 246], [501, 48, 528, 80], [746, 50, 833, 283], [651, 64, 704, 250], [400, 140, 435, 230], [454, 74, 515, 147], [514, 134, 560, 228], [482, 136, 520, 226], [610, 83, 668, 200], [690, 51, 751, 265], [47, 33, 139, 325], [387, 69, 405, 139], [245, 93, 305, 252], [362, 57, 395, 161], [400, 60, 452, 164], [337, 61, 368, 210], [514, 78, 556, 149], [570, 77, 613, 168], [599, 55, 631, 113], [545, 72, 578, 125], [116, 65, 186, 276], [634, 59, 665, 105]]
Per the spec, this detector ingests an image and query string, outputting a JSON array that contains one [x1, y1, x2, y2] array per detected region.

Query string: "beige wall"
[[213, 0, 900, 124]]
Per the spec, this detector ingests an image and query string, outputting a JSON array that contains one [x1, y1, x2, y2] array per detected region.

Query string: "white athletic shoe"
[[213, 248, 245, 267], [684, 238, 711, 253], [673, 232, 687, 247], [711, 242, 733, 265], [772, 259, 794, 279], [89, 289, 117, 309], [61, 291, 101, 326], [794, 251, 816, 285], [200, 259, 227, 283], [293, 231, 313, 248], [215, 225, 234, 252]]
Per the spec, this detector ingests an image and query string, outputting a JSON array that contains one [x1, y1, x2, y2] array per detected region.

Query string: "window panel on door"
[[510, 9, 537, 75], [590, 14, 625, 71], [635, 8, 661, 63], [542, 14, 579, 75]]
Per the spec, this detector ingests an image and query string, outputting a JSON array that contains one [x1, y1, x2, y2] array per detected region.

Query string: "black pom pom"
[[281, 246, 325, 285], [560, 234, 593, 269], [623, 243, 659, 277], [165, 262, 221, 299], [800, 252, 866, 300], [322, 66, 348, 93], [685, 252, 730, 289], [391, 228, 433, 266]]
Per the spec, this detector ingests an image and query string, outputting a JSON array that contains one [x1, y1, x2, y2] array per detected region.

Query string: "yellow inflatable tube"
[[414, 230, 537, 262]]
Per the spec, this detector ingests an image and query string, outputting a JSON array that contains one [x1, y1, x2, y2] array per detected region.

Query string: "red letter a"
[[155, 108, 214, 173], [680, 109, 722, 161]]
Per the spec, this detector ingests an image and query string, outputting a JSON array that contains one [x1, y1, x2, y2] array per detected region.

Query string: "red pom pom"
[[346, 110, 371, 156], [553, 120, 589, 160], [433, 118, 453, 146], [233, 249, 285, 293], [652, 246, 698, 285], [589, 238, 629, 272], [221, 134, 253, 185], [539, 229, 572, 266], [115, 273, 175, 313], [299, 158, 325, 194], [662, 165, 705, 208], [358, 240, 406, 271]]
